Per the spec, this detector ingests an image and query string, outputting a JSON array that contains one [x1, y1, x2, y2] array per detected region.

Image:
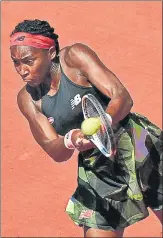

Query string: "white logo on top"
[[70, 94, 81, 110], [48, 117, 54, 124]]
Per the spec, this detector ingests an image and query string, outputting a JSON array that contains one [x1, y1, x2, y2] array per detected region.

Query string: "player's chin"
[[27, 80, 42, 87]]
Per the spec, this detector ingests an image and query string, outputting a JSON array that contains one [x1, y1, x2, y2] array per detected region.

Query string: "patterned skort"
[[66, 113, 163, 231]]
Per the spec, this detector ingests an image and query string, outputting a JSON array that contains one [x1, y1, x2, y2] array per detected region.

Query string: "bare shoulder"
[[68, 43, 95, 54], [17, 86, 30, 107], [64, 43, 99, 68], [17, 86, 37, 120]]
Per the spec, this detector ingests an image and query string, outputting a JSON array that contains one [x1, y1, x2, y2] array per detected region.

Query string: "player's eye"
[[25, 59, 34, 65], [12, 60, 19, 66]]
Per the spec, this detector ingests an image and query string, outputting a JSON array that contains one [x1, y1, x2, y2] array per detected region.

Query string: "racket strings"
[[85, 100, 111, 151]]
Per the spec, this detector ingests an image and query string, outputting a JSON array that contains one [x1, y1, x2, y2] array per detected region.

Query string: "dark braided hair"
[[11, 19, 60, 63]]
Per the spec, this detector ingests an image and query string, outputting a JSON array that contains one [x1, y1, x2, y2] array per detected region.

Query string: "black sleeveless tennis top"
[[41, 66, 110, 136]]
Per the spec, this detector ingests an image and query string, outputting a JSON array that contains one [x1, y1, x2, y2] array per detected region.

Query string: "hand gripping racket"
[[82, 94, 116, 157]]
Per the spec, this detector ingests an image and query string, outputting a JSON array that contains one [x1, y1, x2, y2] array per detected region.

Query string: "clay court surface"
[[1, 1, 162, 237]]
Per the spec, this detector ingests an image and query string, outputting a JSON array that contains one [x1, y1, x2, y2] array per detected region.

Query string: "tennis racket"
[[82, 94, 116, 157]]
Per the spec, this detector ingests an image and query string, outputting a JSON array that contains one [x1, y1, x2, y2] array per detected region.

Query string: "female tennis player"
[[10, 19, 162, 237]]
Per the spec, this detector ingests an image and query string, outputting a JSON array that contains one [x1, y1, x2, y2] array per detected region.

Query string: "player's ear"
[[48, 46, 56, 60]]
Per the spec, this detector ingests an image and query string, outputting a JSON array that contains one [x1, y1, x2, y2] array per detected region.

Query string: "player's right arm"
[[17, 87, 94, 161], [17, 87, 76, 162]]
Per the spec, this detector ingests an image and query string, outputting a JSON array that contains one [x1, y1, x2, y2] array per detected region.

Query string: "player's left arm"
[[65, 43, 133, 124]]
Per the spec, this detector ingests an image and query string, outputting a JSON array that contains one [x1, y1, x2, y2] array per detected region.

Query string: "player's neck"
[[50, 63, 61, 90]]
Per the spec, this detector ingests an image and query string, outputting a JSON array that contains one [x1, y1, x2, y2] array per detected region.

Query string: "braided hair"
[[11, 19, 60, 63], [11, 19, 60, 100]]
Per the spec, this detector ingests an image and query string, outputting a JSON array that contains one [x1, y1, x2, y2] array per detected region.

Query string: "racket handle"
[[64, 129, 77, 150], [111, 149, 117, 156], [106, 113, 112, 125]]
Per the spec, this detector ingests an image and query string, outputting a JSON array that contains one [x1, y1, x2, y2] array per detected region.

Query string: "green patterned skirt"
[[66, 113, 163, 231]]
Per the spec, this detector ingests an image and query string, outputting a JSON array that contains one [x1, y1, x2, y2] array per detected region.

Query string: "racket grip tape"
[[111, 149, 117, 156], [64, 129, 76, 150]]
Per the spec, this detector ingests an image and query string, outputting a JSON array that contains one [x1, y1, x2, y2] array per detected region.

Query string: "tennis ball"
[[81, 117, 101, 136]]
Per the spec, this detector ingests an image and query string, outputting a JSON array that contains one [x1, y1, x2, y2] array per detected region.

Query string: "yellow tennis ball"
[[81, 117, 101, 136]]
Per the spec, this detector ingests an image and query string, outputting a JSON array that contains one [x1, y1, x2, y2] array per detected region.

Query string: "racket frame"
[[82, 94, 116, 157]]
